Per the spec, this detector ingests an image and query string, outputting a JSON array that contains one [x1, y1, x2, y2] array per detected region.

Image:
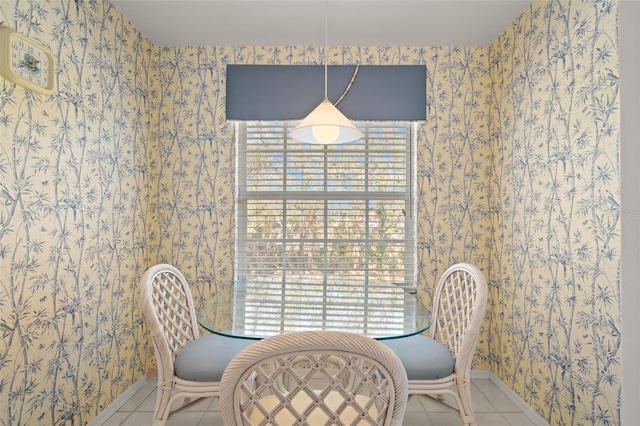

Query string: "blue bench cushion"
[[174, 334, 254, 382], [382, 334, 455, 380]]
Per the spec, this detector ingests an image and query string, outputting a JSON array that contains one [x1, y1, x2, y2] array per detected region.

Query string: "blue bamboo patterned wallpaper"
[[0, 1, 154, 424], [0, 0, 620, 425], [488, 1, 620, 423]]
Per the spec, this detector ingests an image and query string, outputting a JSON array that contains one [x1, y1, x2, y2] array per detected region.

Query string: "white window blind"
[[235, 121, 416, 335]]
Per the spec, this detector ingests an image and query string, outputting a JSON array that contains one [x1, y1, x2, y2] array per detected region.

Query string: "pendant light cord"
[[324, 0, 328, 100], [334, 65, 359, 106]]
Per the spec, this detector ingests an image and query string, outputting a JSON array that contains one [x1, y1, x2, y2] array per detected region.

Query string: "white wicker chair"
[[219, 330, 409, 426], [140, 264, 252, 425], [383, 263, 488, 426]]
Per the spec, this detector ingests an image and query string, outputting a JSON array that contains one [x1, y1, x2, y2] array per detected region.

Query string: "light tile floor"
[[100, 377, 543, 426]]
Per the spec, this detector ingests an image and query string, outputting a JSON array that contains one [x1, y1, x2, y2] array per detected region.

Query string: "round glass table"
[[197, 281, 432, 341]]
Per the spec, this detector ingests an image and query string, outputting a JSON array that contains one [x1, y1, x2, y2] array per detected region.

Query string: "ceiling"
[[109, 0, 533, 48]]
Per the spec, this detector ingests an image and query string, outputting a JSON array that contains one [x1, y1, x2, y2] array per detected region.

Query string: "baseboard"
[[86, 376, 147, 426], [471, 369, 549, 426]]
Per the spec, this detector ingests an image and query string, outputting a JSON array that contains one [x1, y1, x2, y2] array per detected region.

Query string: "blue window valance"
[[226, 65, 426, 121]]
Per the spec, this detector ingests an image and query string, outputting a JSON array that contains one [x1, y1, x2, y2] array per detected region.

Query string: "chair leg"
[[456, 380, 477, 426], [153, 383, 173, 426]]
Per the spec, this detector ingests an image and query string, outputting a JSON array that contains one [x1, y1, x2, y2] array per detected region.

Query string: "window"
[[235, 121, 416, 335]]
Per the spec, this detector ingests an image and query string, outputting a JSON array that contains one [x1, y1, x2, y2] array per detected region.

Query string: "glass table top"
[[197, 280, 431, 341]]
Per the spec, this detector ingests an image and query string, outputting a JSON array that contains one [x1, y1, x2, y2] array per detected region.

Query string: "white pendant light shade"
[[290, 98, 363, 144], [289, 2, 361, 145]]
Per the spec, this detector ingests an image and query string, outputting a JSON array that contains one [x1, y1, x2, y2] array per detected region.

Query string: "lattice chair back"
[[220, 330, 409, 426], [430, 263, 488, 375], [140, 264, 200, 384]]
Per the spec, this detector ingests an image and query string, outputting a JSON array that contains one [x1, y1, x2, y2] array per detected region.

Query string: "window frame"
[[235, 121, 417, 293]]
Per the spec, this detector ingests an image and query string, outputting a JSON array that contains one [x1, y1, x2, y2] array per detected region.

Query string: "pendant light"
[[289, 3, 362, 145]]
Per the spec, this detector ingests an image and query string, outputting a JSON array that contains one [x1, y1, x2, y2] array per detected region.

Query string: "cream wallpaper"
[[0, 0, 620, 425], [488, 1, 621, 424], [0, 1, 154, 424]]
